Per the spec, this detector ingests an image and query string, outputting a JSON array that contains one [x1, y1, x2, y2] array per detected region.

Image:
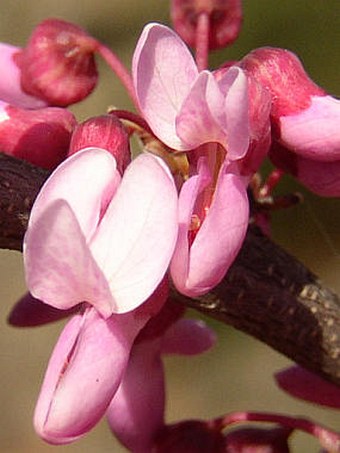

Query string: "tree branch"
[[0, 152, 339, 385]]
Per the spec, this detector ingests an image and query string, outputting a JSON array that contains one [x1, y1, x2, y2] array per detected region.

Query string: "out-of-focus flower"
[[0, 101, 76, 168], [170, 0, 243, 50], [275, 365, 340, 409], [133, 23, 250, 297], [14, 19, 98, 107], [107, 299, 216, 453], [0, 43, 46, 108]]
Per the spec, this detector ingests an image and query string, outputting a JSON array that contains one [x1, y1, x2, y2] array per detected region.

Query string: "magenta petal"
[[34, 307, 146, 444], [8, 292, 80, 327], [0, 43, 46, 108], [107, 340, 165, 453], [161, 319, 216, 355], [171, 163, 248, 296], [280, 95, 340, 161], [29, 148, 120, 240], [90, 153, 178, 313], [275, 366, 340, 409], [132, 23, 197, 149], [24, 200, 114, 317]]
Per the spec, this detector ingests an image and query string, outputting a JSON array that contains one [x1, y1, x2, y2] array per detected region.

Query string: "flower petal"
[[171, 163, 248, 296], [132, 23, 197, 149], [275, 366, 340, 409], [90, 153, 178, 313], [161, 319, 216, 355], [280, 95, 340, 161], [0, 43, 47, 108], [7, 292, 80, 327], [29, 147, 120, 240], [176, 71, 228, 150], [107, 339, 165, 453], [24, 200, 114, 317], [34, 307, 146, 444]]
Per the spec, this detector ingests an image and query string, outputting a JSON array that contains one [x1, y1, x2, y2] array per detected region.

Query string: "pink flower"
[[22, 147, 178, 443], [132, 23, 250, 297], [24, 147, 178, 316], [106, 300, 216, 453], [133, 23, 249, 157]]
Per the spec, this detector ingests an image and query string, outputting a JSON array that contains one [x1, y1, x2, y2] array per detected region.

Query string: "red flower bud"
[[69, 114, 131, 174], [0, 102, 76, 168], [239, 47, 325, 119], [171, 0, 242, 50], [16, 19, 98, 106]]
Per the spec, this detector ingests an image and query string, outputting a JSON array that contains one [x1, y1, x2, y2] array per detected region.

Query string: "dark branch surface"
[[0, 152, 339, 385]]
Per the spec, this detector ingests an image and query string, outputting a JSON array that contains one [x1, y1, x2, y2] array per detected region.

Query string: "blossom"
[[22, 147, 178, 442], [24, 147, 178, 316], [133, 23, 250, 297], [106, 300, 216, 453], [132, 23, 249, 157]]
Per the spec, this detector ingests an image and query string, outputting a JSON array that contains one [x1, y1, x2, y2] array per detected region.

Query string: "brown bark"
[[0, 152, 339, 385]]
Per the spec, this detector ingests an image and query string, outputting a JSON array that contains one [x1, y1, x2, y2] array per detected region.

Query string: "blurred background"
[[0, 0, 339, 451]]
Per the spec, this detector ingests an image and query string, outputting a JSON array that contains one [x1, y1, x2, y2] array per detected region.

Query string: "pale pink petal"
[[24, 200, 114, 317], [171, 163, 249, 296], [161, 319, 216, 355], [90, 153, 178, 314], [275, 366, 340, 409], [34, 307, 146, 444], [107, 339, 165, 453], [176, 71, 228, 150], [29, 148, 120, 240], [0, 43, 46, 108], [280, 95, 340, 161], [132, 23, 197, 149], [219, 67, 250, 159], [296, 155, 340, 197], [7, 292, 80, 327]]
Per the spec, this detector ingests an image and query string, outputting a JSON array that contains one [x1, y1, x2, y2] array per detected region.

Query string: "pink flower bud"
[[68, 114, 131, 174], [240, 47, 340, 163], [0, 101, 76, 168], [16, 19, 98, 106], [170, 0, 242, 50], [153, 420, 226, 452], [224, 426, 291, 452]]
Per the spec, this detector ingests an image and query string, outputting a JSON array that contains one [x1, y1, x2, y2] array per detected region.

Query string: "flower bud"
[[153, 420, 226, 452], [16, 18, 98, 106], [0, 101, 76, 168], [170, 0, 242, 50], [240, 47, 340, 163], [68, 114, 131, 174]]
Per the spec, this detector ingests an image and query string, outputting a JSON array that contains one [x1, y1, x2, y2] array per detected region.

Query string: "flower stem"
[[213, 411, 340, 452], [195, 11, 210, 71], [96, 42, 139, 110]]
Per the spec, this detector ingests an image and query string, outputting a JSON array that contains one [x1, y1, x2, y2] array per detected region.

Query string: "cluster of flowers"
[[1, 0, 339, 451]]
